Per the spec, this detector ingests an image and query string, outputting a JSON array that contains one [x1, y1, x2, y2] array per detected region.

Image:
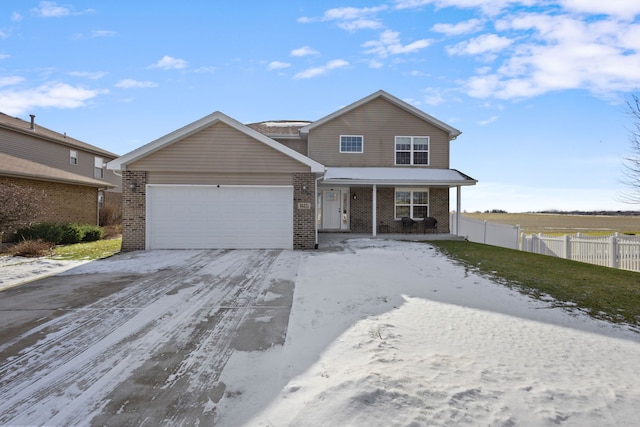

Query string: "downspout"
[[372, 184, 377, 237], [456, 185, 461, 235], [315, 175, 323, 249]]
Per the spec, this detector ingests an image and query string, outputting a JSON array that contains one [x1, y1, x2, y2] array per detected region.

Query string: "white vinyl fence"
[[450, 213, 520, 250], [521, 233, 640, 272], [451, 214, 640, 272]]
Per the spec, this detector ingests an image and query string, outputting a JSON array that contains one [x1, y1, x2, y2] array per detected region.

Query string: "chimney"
[[29, 114, 35, 131]]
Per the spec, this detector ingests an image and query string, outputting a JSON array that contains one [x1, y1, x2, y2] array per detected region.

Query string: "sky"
[[1, 0, 640, 212]]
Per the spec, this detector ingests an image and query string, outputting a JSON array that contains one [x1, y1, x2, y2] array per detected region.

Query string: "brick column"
[[430, 187, 450, 233], [293, 172, 316, 249], [121, 170, 147, 251]]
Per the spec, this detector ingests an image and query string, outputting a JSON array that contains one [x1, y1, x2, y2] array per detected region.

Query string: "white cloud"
[[0, 54, 10, 60], [447, 33, 513, 56], [91, 30, 116, 38], [68, 71, 108, 80], [115, 79, 158, 89], [0, 31, 7, 39], [150, 56, 188, 70], [267, 61, 291, 71], [294, 59, 349, 79], [363, 30, 431, 57], [478, 115, 500, 125], [394, 0, 528, 16], [31, 1, 94, 18], [291, 46, 319, 57], [0, 82, 108, 116], [421, 87, 445, 106], [0, 76, 24, 87], [559, 0, 640, 17], [431, 19, 484, 36], [299, 6, 387, 32], [11, 12, 23, 22]]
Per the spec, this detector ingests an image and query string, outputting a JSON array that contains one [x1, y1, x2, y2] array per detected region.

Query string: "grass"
[[430, 240, 640, 328], [51, 237, 122, 261], [462, 212, 640, 235]]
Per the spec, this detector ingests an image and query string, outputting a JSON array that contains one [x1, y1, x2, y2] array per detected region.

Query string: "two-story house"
[[108, 90, 476, 251], [0, 113, 121, 240]]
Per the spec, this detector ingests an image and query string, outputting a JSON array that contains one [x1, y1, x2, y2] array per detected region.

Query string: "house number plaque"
[[297, 202, 311, 210]]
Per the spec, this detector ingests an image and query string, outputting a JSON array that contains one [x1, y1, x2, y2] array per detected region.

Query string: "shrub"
[[60, 224, 85, 244], [8, 239, 54, 257], [15, 223, 65, 244], [81, 225, 104, 242]]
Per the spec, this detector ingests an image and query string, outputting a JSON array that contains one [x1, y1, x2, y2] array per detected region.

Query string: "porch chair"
[[423, 216, 438, 234], [401, 217, 417, 233]]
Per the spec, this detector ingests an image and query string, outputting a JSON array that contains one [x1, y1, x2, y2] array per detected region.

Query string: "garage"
[[146, 185, 294, 249]]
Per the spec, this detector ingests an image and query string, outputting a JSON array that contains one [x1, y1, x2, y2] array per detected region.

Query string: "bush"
[[81, 225, 103, 242], [14, 223, 104, 244], [60, 224, 85, 244], [15, 223, 64, 244], [8, 239, 54, 257]]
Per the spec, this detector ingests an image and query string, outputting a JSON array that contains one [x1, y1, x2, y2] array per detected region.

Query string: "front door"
[[322, 190, 342, 229]]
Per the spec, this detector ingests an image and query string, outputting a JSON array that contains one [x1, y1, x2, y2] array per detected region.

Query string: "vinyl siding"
[[128, 122, 311, 174], [0, 127, 121, 191], [307, 97, 450, 168], [147, 172, 293, 186], [272, 137, 308, 156]]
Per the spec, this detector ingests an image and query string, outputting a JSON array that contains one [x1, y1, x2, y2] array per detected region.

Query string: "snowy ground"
[[1, 238, 639, 426], [0, 255, 89, 291]]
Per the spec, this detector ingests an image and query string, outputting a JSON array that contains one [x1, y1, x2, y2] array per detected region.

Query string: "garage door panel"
[[147, 185, 293, 249]]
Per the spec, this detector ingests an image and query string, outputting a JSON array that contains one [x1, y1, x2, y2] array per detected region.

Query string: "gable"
[[127, 121, 312, 173], [307, 97, 451, 168]]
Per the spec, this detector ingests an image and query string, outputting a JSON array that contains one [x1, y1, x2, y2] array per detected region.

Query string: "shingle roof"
[[0, 152, 114, 188], [0, 112, 119, 158], [246, 120, 310, 137]]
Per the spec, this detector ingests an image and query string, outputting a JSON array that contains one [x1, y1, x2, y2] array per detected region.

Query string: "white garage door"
[[146, 185, 293, 249]]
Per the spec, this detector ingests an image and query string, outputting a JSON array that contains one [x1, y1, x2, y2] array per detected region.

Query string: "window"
[[340, 135, 363, 153], [395, 136, 429, 165], [70, 150, 78, 165], [395, 189, 429, 219], [94, 156, 104, 179]]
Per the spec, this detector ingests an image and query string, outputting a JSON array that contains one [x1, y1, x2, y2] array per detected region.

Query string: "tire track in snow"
[[0, 250, 236, 424]]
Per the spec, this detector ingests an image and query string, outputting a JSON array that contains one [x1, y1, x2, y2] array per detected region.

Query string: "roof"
[[246, 120, 311, 138], [300, 90, 462, 140], [322, 167, 477, 187], [0, 112, 119, 158], [0, 152, 114, 188], [108, 111, 325, 173]]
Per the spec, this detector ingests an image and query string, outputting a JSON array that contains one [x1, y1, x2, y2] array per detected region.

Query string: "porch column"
[[372, 184, 377, 236], [456, 185, 461, 235]]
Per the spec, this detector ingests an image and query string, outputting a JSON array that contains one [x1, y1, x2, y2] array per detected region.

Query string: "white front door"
[[322, 190, 342, 229]]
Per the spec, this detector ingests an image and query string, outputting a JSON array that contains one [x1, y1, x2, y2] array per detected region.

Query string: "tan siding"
[[273, 137, 308, 156], [307, 97, 450, 168], [0, 128, 121, 191], [128, 122, 311, 173], [147, 172, 293, 185]]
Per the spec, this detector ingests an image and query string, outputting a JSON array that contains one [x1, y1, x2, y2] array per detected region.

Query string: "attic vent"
[[29, 114, 36, 131]]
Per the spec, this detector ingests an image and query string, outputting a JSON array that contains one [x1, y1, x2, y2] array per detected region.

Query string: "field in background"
[[462, 212, 640, 235]]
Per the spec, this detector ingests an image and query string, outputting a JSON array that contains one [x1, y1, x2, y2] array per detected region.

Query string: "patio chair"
[[401, 217, 417, 233], [423, 216, 438, 234]]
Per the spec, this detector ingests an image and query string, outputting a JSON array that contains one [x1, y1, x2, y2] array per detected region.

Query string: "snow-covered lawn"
[[0, 255, 89, 291], [218, 239, 640, 427], [1, 238, 639, 426]]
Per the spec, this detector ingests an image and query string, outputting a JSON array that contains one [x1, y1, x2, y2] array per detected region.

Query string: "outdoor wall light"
[[129, 179, 138, 192], [352, 193, 357, 200]]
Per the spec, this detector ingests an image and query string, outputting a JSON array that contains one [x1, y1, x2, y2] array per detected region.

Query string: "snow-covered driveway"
[[0, 249, 298, 426], [0, 238, 639, 426]]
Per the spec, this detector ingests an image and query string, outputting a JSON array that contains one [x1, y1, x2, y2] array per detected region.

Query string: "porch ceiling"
[[322, 167, 477, 187]]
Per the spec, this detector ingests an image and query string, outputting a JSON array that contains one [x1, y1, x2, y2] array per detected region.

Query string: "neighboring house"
[[0, 113, 120, 239], [108, 90, 477, 251]]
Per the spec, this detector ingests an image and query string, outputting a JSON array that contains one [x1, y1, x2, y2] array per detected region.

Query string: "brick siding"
[[350, 186, 450, 233], [293, 172, 317, 249], [1, 176, 98, 241], [121, 171, 147, 251]]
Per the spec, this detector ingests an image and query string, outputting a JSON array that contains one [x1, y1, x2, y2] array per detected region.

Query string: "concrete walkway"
[[317, 232, 464, 249]]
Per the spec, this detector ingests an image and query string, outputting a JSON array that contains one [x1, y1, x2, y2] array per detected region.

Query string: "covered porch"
[[315, 167, 477, 240]]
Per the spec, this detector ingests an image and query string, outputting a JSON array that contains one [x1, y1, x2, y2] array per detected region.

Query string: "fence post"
[[609, 235, 618, 269], [483, 220, 488, 244], [564, 235, 571, 260]]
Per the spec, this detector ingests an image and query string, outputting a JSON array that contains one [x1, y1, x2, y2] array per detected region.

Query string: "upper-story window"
[[395, 136, 429, 165], [340, 135, 363, 153], [70, 150, 78, 165], [94, 156, 104, 179]]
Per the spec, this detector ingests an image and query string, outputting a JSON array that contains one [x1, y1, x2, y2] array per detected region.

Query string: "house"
[[108, 90, 477, 251], [0, 113, 120, 239]]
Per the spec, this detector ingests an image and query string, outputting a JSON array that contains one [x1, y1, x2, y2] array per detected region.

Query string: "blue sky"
[[2, 0, 640, 212]]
